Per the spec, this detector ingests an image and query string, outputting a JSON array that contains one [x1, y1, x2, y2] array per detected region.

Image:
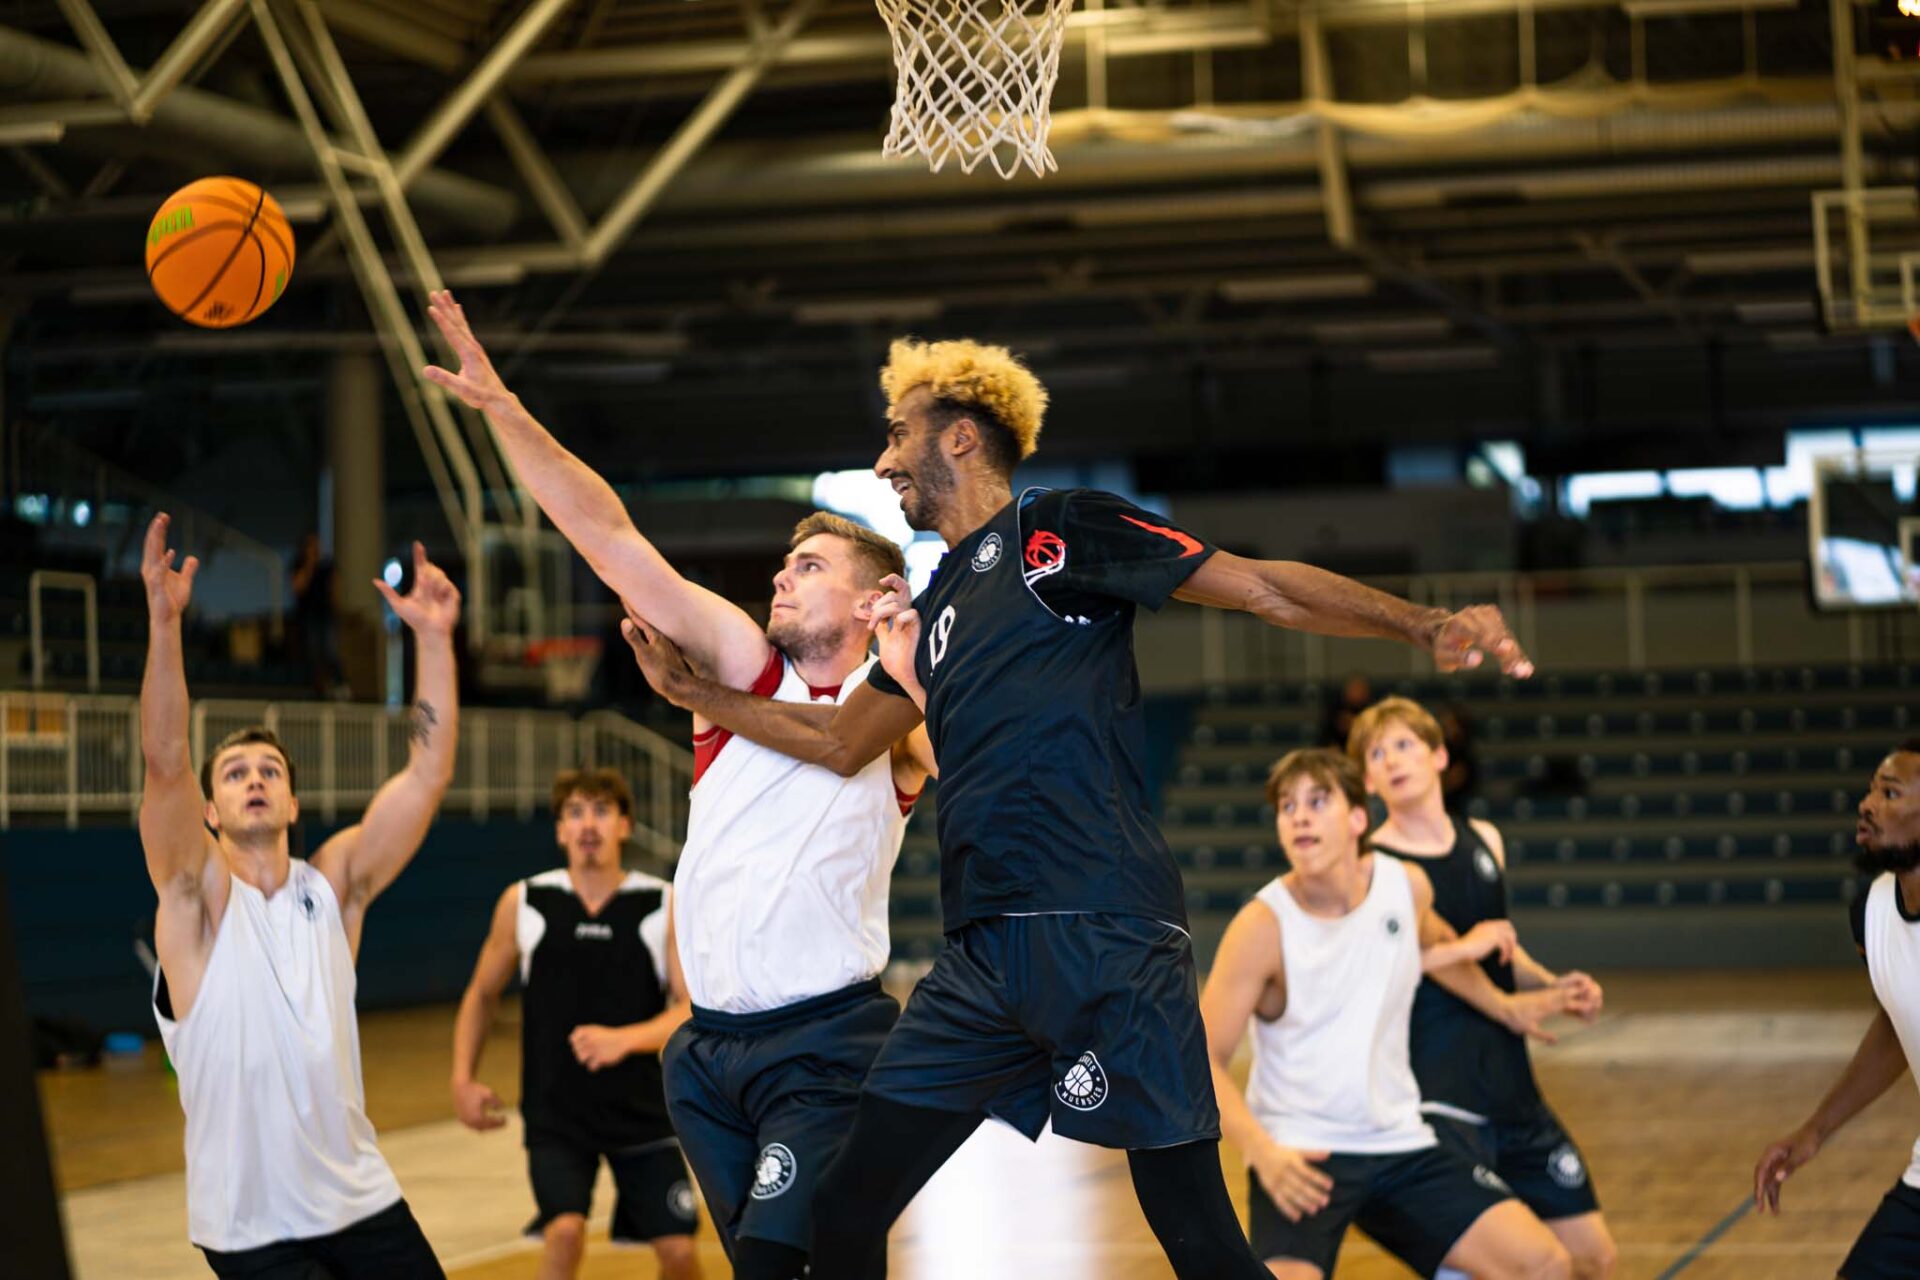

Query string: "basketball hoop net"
[[875, 0, 1075, 179]]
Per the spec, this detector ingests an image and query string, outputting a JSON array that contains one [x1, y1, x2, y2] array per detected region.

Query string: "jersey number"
[[929, 605, 957, 669]]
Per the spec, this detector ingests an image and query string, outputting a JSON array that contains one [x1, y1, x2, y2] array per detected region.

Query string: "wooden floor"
[[42, 970, 1920, 1279]]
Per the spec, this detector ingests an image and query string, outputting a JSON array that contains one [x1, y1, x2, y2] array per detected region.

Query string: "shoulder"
[[1853, 878, 1883, 953], [1221, 892, 1284, 967], [1396, 856, 1433, 900], [1467, 817, 1506, 864], [621, 870, 672, 898]]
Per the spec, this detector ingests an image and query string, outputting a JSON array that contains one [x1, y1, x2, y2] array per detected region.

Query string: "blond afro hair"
[[881, 338, 1047, 463]]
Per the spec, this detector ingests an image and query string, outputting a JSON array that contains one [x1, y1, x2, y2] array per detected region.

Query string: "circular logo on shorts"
[[1474, 847, 1501, 882], [751, 1143, 797, 1200], [1472, 1164, 1512, 1195], [1055, 1051, 1110, 1112], [972, 532, 1003, 573], [1548, 1142, 1588, 1190], [668, 1178, 698, 1222]]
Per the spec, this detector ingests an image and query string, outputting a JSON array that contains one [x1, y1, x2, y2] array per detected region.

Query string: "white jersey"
[[675, 651, 913, 1014], [1244, 856, 1436, 1156], [154, 858, 401, 1252], [1859, 873, 1920, 1188]]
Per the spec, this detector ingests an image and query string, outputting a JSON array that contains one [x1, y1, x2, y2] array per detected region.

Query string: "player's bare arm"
[[1469, 818, 1602, 1009], [1200, 899, 1334, 1223], [1755, 1006, 1909, 1213], [311, 542, 460, 956], [622, 609, 924, 777], [421, 288, 767, 688], [1412, 868, 1571, 1043], [137, 512, 230, 1018], [869, 573, 929, 712], [571, 899, 694, 1071], [451, 885, 519, 1133], [1173, 550, 1534, 676]]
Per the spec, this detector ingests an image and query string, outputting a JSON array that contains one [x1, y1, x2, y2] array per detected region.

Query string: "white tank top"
[[1860, 873, 1920, 1189], [675, 654, 911, 1014], [1244, 856, 1436, 1155], [154, 859, 402, 1252]]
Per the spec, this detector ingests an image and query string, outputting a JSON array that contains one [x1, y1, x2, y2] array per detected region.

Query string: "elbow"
[[821, 744, 866, 778]]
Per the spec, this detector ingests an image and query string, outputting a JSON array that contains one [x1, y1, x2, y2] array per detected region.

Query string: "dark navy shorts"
[[1842, 1179, 1920, 1279], [1427, 1102, 1601, 1222], [200, 1198, 444, 1278], [861, 912, 1220, 1150], [524, 1136, 697, 1244], [1247, 1144, 1511, 1278], [662, 978, 898, 1254]]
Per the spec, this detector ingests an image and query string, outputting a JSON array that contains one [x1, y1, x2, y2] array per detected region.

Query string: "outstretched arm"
[[1755, 1007, 1909, 1213], [313, 544, 460, 943], [451, 885, 519, 1132], [1174, 551, 1533, 676], [421, 289, 767, 687], [621, 609, 923, 777], [137, 515, 225, 944]]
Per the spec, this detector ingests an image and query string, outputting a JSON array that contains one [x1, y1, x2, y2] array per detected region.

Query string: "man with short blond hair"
[[1350, 697, 1616, 1280]]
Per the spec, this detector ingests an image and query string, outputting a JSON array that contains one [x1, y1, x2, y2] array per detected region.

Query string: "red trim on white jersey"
[[895, 783, 923, 818], [691, 647, 784, 786]]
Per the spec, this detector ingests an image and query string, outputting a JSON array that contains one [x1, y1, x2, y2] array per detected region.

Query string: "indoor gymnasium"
[[4, 0, 1920, 1277]]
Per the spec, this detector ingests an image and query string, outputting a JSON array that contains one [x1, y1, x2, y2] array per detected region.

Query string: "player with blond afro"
[[621, 334, 1536, 1278]]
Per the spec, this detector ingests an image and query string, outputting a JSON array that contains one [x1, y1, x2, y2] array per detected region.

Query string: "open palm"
[[420, 289, 510, 413], [140, 512, 198, 623]]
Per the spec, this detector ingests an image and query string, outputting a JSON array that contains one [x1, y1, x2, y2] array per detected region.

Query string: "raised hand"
[[867, 574, 922, 694], [451, 1078, 507, 1132], [140, 512, 199, 624], [1754, 1126, 1821, 1214], [420, 289, 512, 413], [619, 603, 695, 706], [374, 542, 461, 637], [1250, 1141, 1334, 1223], [1431, 604, 1534, 678]]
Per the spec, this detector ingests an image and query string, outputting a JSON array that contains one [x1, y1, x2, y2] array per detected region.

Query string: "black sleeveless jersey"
[[1369, 817, 1542, 1122], [517, 869, 674, 1149], [866, 488, 1215, 932]]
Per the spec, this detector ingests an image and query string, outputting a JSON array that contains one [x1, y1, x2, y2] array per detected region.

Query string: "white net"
[[876, 0, 1075, 179]]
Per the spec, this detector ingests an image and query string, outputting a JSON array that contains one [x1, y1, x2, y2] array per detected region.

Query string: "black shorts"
[[663, 978, 898, 1253], [1427, 1102, 1601, 1222], [200, 1199, 444, 1278], [1247, 1144, 1511, 1278], [862, 912, 1220, 1150], [524, 1136, 698, 1244], [1841, 1179, 1920, 1279]]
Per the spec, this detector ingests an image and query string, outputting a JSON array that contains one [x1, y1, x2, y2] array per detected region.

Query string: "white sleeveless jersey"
[[676, 653, 911, 1014], [1859, 873, 1920, 1188], [154, 859, 401, 1252], [1245, 856, 1436, 1155]]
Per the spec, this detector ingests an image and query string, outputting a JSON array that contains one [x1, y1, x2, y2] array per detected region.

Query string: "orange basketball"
[[145, 177, 295, 329]]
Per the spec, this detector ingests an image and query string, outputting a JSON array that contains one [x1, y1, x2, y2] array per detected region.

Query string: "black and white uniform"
[[863, 488, 1220, 1150], [516, 868, 696, 1245], [1244, 858, 1511, 1278], [1371, 818, 1600, 1222], [1841, 875, 1920, 1280], [154, 859, 443, 1278], [663, 651, 913, 1254]]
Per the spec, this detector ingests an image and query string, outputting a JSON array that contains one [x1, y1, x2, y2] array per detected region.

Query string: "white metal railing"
[[29, 571, 98, 692], [1171, 560, 1917, 688], [0, 692, 694, 849]]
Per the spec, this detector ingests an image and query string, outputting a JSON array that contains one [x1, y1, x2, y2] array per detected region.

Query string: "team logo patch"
[[1385, 915, 1401, 936], [299, 892, 317, 920], [1547, 1142, 1588, 1190], [1474, 847, 1501, 883], [1024, 529, 1067, 583], [668, 1179, 698, 1222], [1055, 1051, 1110, 1112], [750, 1143, 797, 1200], [972, 532, 1003, 573], [1472, 1164, 1512, 1195]]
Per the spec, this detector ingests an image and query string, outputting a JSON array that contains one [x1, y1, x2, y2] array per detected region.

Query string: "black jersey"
[[866, 487, 1215, 932], [517, 868, 675, 1149], [1370, 818, 1542, 1122]]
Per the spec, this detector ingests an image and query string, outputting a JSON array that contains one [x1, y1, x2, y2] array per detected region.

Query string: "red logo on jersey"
[[1025, 530, 1066, 572], [1118, 513, 1204, 558]]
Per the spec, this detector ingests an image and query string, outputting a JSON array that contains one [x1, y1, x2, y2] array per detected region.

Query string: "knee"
[[1571, 1232, 1617, 1280], [543, 1213, 588, 1254], [1527, 1239, 1574, 1280], [652, 1234, 702, 1280]]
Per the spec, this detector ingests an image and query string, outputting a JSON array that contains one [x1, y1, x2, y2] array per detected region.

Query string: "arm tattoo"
[[408, 700, 438, 746]]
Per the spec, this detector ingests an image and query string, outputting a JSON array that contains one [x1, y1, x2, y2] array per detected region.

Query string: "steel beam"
[[1299, 10, 1354, 249], [392, 0, 574, 189], [485, 95, 588, 252], [319, 0, 467, 71], [52, 0, 138, 109], [130, 0, 251, 122]]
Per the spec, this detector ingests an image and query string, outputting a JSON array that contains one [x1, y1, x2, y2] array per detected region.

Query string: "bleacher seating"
[[883, 662, 1918, 967]]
